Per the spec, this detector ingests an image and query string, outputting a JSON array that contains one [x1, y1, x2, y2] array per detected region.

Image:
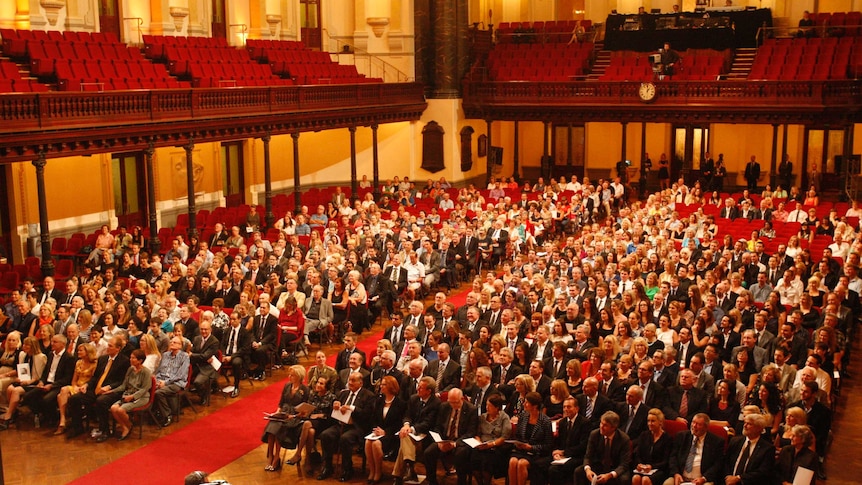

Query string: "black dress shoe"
[[95, 433, 109, 443], [393, 477, 403, 485], [230, 388, 240, 398], [161, 416, 172, 428], [340, 469, 354, 482], [65, 427, 84, 439], [317, 467, 334, 480]]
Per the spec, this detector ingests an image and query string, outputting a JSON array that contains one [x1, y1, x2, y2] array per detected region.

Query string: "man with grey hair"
[[422, 388, 477, 485], [393, 376, 441, 485], [723, 413, 774, 485], [576, 410, 631, 485], [303, 284, 333, 345]]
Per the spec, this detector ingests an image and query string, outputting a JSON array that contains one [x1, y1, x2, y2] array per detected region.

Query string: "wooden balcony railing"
[[462, 80, 862, 124], [0, 82, 426, 134]]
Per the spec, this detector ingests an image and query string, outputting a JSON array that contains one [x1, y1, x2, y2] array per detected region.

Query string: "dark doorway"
[[112, 152, 147, 229], [0, 166, 11, 263], [221, 141, 245, 207], [552, 124, 586, 179], [672, 124, 710, 182], [212, 0, 227, 41], [300, 0, 322, 50], [98, 0, 121, 40]]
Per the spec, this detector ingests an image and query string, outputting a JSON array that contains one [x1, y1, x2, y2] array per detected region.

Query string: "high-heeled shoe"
[[286, 454, 301, 466], [0, 418, 12, 431]]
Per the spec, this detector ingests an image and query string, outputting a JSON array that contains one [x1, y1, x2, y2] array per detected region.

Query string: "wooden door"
[[212, 0, 227, 41], [221, 142, 245, 207], [112, 153, 147, 229], [300, 0, 322, 50], [98, 0, 121, 40]]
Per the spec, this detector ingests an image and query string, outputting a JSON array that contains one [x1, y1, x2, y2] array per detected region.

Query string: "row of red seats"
[[496, 20, 592, 44], [809, 11, 862, 34], [263, 49, 333, 65], [488, 43, 593, 81], [29, 41, 144, 76], [1, 29, 120, 58], [750, 36, 861, 80], [165, 46, 252, 76], [0, 79, 48, 93], [142, 34, 228, 59], [246, 39, 305, 59], [55, 59, 186, 91], [289, 63, 379, 85], [189, 61, 293, 88], [0, 61, 22, 80]]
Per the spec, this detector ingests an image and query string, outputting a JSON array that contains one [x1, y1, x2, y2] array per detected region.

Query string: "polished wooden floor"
[[0, 281, 858, 485]]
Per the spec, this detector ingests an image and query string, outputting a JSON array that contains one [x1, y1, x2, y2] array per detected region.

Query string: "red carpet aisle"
[[70, 288, 470, 484]]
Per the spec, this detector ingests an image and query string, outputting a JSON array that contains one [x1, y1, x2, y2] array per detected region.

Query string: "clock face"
[[639, 82, 656, 102]]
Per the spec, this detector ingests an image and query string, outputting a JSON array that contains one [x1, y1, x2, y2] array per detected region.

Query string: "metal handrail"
[[123, 17, 144, 45], [321, 29, 412, 83]]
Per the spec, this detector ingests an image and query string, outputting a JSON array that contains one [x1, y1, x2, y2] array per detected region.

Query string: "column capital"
[[291, 132, 300, 140], [183, 138, 195, 152], [348, 125, 357, 133], [32, 151, 47, 169]]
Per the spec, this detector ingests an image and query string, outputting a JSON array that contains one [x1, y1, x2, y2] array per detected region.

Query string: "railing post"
[[184, 139, 198, 239], [292, 132, 301, 212], [261, 131, 274, 229], [144, 141, 160, 255], [372, 123, 381, 201], [33, 150, 54, 276]]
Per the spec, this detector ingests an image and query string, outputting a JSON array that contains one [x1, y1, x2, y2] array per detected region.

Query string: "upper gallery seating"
[[495, 20, 593, 44], [143, 35, 292, 87], [812, 11, 862, 36], [601, 49, 729, 81], [0, 29, 187, 91], [749, 36, 862, 80], [486, 42, 594, 81], [0, 58, 47, 93], [246, 39, 382, 84]]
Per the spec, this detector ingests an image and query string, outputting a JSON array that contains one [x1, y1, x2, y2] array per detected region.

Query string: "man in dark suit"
[[38, 276, 65, 307], [743, 155, 761, 192], [400, 359, 426, 402], [487, 220, 509, 267], [189, 321, 220, 405], [208, 222, 228, 248], [528, 359, 553, 398], [249, 301, 278, 380], [667, 413, 726, 485], [459, 228, 480, 276], [382, 256, 409, 307], [424, 344, 461, 393], [219, 312, 252, 398], [598, 361, 627, 403], [788, 381, 832, 472], [578, 377, 615, 430], [21, 334, 76, 425], [491, 348, 521, 399], [719, 198, 738, 220], [575, 411, 632, 485], [651, 349, 677, 389], [465, 366, 500, 415], [716, 317, 741, 363], [364, 262, 387, 324], [335, 332, 367, 374], [63, 336, 130, 437], [422, 389, 478, 485], [338, 352, 371, 391], [317, 371, 376, 481], [634, 360, 667, 410], [393, 377, 442, 485], [665, 369, 709, 424], [384, 312, 407, 348], [675, 327, 701, 369], [730, 329, 769, 372], [548, 396, 590, 485], [618, 386, 648, 441], [544, 342, 569, 380], [176, 305, 200, 341], [570, 324, 596, 361], [724, 413, 775, 485], [701, 344, 725, 384], [437, 240, 457, 290]]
